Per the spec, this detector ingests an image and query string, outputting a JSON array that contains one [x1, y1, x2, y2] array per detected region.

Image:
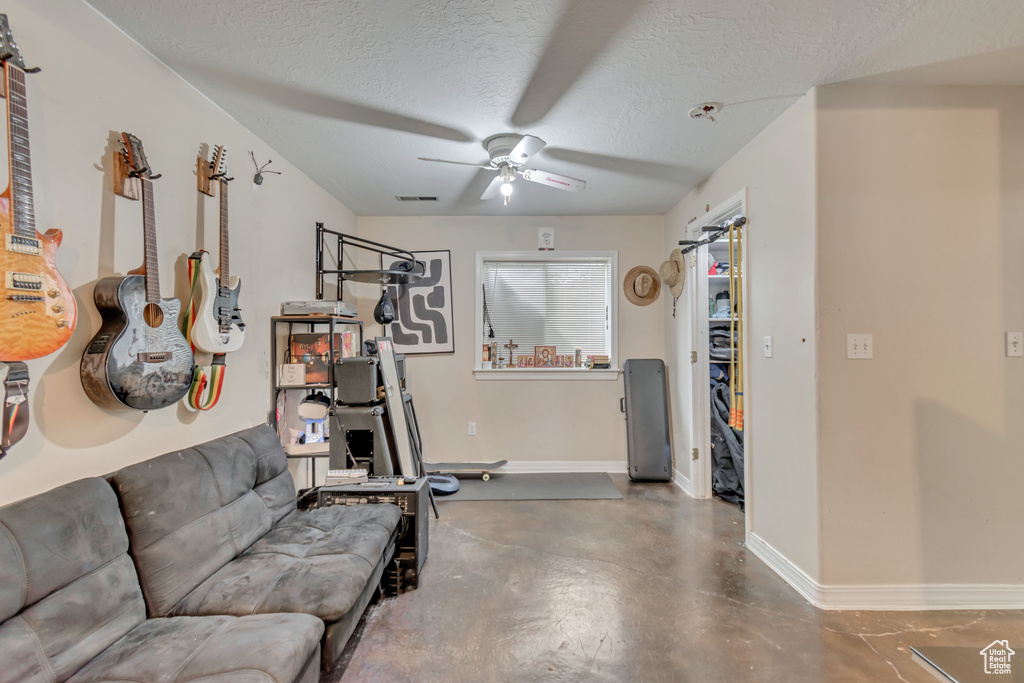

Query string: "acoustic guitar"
[[0, 15, 76, 360], [189, 146, 244, 353], [80, 133, 194, 411]]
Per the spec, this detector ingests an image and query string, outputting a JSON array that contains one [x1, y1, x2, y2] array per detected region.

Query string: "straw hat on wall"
[[623, 265, 660, 306], [659, 248, 686, 299]]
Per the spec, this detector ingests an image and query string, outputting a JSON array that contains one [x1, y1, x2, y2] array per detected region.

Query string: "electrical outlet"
[[847, 334, 873, 359], [1007, 332, 1023, 357], [763, 336, 773, 358], [468, 422, 477, 436]]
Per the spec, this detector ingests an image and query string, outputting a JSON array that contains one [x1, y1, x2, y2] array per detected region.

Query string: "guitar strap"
[[181, 251, 228, 411], [0, 361, 29, 457]]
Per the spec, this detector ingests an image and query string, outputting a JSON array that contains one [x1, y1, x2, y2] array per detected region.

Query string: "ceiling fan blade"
[[189, 63, 473, 142], [480, 175, 504, 200], [509, 0, 645, 128], [418, 157, 494, 169], [520, 168, 586, 192], [543, 147, 703, 184], [508, 135, 546, 165]]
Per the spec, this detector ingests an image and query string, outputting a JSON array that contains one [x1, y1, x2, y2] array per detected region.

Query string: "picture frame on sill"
[[381, 249, 455, 355], [534, 346, 556, 368]]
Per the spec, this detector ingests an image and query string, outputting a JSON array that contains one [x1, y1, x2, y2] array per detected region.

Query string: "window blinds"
[[482, 258, 611, 359]]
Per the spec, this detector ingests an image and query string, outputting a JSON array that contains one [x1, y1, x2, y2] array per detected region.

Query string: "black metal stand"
[[316, 224, 425, 300]]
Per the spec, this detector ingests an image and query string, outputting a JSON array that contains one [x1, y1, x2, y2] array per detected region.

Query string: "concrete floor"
[[328, 475, 1024, 682]]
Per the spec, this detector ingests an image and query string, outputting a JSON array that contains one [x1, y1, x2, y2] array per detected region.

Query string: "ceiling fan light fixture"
[[500, 181, 513, 197]]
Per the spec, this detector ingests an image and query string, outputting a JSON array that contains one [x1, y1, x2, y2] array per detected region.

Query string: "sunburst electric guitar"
[[0, 15, 76, 360], [189, 146, 244, 354], [80, 134, 194, 411]]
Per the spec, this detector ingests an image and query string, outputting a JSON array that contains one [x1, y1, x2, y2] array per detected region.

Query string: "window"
[[475, 251, 618, 376]]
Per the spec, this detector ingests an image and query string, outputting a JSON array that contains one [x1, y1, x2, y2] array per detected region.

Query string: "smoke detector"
[[688, 102, 721, 124]]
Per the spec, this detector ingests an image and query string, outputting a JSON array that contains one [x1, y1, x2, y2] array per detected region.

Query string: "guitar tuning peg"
[[24, 66, 40, 74], [150, 173, 162, 180]]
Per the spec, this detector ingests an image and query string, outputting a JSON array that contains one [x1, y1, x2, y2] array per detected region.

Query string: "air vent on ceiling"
[[395, 195, 438, 202]]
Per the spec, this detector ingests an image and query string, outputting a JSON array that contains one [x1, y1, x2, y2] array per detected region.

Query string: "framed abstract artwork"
[[382, 250, 455, 355]]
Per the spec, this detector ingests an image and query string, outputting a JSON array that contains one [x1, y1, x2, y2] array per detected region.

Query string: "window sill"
[[472, 368, 622, 381]]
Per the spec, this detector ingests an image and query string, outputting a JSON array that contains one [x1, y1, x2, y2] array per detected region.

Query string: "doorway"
[[685, 191, 750, 524]]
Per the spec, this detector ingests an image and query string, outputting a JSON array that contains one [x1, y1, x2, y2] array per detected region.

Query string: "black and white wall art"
[[383, 250, 454, 354]]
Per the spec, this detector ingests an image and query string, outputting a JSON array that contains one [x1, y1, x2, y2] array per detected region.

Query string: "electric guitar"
[[80, 133, 194, 411], [189, 146, 244, 353], [0, 15, 76, 360]]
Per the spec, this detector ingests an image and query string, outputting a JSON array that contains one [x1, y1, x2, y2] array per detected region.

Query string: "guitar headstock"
[[0, 15, 28, 71], [210, 145, 233, 183], [121, 132, 161, 180]]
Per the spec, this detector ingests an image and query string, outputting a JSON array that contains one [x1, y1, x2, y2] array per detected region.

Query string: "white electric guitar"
[[190, 146, 244, 353]]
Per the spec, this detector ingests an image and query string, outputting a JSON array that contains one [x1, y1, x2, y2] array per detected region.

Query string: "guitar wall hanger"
[[198, 145, 234, 196], [0, 53, 38, 73], [114, 155, 160, 200]]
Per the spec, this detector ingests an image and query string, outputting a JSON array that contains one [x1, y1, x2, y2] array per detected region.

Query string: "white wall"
[[355, 215, 665, 466], [663, 93, 820, 581], [816, 85, 1024, 586], [0, 0, 355, 505]]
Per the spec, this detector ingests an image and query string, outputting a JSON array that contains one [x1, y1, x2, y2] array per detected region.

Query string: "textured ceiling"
[[86, 0, 1024, 216]]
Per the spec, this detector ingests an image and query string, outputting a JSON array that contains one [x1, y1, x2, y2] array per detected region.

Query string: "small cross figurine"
[[503, 339, 518, 367]]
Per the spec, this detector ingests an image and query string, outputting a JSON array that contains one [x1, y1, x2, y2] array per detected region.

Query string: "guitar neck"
[[6, 62, 35, 238], [219, 178, 229, 281], [140, 177, 161, 303]]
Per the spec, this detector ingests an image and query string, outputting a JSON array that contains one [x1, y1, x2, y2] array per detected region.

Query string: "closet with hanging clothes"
[[705, 219, 745, 509]]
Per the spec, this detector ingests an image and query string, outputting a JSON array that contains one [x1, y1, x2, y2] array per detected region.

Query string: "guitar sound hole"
[[143, 303, 164, 328]]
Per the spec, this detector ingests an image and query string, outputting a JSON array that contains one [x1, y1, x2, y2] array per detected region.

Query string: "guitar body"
[[189, 251, 244, 354], [80, 275, 194, 411], [0, 206, 77, 360]]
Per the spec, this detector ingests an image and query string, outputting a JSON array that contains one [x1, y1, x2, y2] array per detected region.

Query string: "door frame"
[[687, 190, 748, 507]]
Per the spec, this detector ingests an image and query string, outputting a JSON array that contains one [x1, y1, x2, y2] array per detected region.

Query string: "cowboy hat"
[[659, 248, 686, 299], [623, 265, 660, 306]]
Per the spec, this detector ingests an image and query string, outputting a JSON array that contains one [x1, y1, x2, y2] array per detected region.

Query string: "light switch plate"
[[1007, 332, 1023, 357], [763, 336, 773, 358], [847, 334, 873, 359]]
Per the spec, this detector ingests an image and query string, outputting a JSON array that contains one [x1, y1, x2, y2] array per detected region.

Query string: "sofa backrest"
[[109, 424, 296, 617], [0, 478, 146, 683]]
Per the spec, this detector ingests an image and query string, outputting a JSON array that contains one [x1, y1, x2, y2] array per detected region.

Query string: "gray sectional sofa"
[[0, 425, 402, 682]]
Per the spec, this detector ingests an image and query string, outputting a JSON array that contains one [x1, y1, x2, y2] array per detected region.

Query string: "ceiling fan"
[[418, 134, 586, 206]]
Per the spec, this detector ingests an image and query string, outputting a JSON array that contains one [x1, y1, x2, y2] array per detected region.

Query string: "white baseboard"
[[746, 533, 824, 606], [673, 468, 693, 496], [747, 533, 1024, 610], [500, 461, 628, 474]]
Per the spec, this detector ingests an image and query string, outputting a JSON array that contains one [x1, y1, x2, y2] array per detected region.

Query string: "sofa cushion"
[[0, 479, 146, 683], [170, 504, 402, 622], [68, 613, 323, 683], [110, 425, 297, 617]]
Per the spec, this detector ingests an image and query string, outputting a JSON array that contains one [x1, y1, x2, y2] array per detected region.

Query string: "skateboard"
[[423, 460, 508, 482]]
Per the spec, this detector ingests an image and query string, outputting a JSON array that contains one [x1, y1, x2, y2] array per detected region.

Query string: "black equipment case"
[[334, 356, 379, 405], [621, 359, 672, 481]]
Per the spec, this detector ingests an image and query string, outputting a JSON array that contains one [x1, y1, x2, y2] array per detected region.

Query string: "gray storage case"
[[621, 359, 672, 481]]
